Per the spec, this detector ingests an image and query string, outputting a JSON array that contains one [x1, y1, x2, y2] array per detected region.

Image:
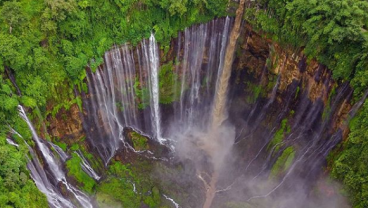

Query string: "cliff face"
[[231, 24, 352, 131], [42, 20, 354, 207], [47, 104, 84, 144], [45, 20, 353, 168]]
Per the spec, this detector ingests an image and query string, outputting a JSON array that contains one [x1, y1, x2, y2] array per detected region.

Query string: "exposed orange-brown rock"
[[47, 104, 84, 144], [44, 19, 354, 157], [334, 100, 352, 133], [236, 23, 353, 137], [240, 25, 337, 105]]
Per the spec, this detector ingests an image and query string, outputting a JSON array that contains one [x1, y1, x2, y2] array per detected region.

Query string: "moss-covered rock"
[[269, 146, 296, 179], [65, 152, 96, 193], [130, 132, 149, 151], [267, 118, 290, 153], [124, 128, 171, 158]]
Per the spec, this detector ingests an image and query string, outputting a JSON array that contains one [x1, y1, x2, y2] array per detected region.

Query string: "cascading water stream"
[[26, 142, 75, 208], [80, 17, 233, 207], [172, 17, 231, 133], [199, 1, 246, 208], [75, 11, 359, 208], [211, 0, 246, 129], [7, 128, 73, 208], [19, 106, 64, 180], [147, 34, 163, 143], [18, 105, 93, 208], [163, 194, 180, 208], [49, 142, 69, 162], [75, 150, 101, 181], [1, 3, 363, 206], [6, 137, 19, 147], [83, 34, 163, 163]]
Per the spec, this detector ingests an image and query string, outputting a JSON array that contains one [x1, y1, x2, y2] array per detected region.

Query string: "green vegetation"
[[245, 73, 278, 104], [322, 85, 337, 120], [0, 0, 229, 133], [1, 0, 368, 206], [247, 83, 263, 103], [66, 152, 96, 193], [0, 135, 48, 207], [134, 61, 181, 108], [246, 0, 368, 98], [67, 141, 103, 171], [130, 132, 148, 151], [53, 138, 68, 152], [331, 100, 368, 208], [63, 141, 102, 194], [97, 177, 140, 207], [134, 77, 150, 109], [158, 61, 181, 104], [244, 3, 368, 205], [0, 95, 48, 207], [267, 119, 291, 152], [245, 81, 265, 104], [96, 160, 166, 208], [270, 146, 296, 178], [265, 74, 277, 91], [295, 86, 300, 99], [0, 78, 21, 135]]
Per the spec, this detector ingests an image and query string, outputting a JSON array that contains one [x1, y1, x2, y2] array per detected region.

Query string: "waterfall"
[[76, 150, 101, 180], [74, 11, 357, 207], [147, 34, 163, 143], [19, 106, 64, 180], [9, 126, 74, 208], [163, 194, 179, 208], [84, 34, 164, 163], [214, 17, 231, 100], [190, 1, 246, 207], [83, 17, 235, 165], [26, 143, 75, 208], [77, 20, 234, 208], [18, 105, 93, 208], [49, 142, 69, 162], [86, 56, 124, 164], [218, 64, 358, 207], [211, 0, 246, 128], [171, 17, 231, 133], [6, 138, 19, 147]]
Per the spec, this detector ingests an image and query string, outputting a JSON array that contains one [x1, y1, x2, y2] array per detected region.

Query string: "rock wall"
[[40, 20, 356, 208], [232, 24, 352, 132], [45, 21, 354, 167], [47, 104, 84, 144]]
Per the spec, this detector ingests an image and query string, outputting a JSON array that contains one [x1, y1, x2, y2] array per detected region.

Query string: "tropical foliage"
[[0, 132, 48, 207], [332, 100, 368, 208], [0, 0, 228, 206], [245, 0, 368, 97], [1, 0, 368, 207]]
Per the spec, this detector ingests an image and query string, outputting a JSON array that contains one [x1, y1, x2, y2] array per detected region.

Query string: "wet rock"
[[47, 104, 84, 144]]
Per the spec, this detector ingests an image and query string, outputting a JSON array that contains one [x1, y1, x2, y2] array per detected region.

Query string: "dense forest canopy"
[[0, 0, 368, 207], [0, 0, 227, 207], [246, 0, 368, 97]]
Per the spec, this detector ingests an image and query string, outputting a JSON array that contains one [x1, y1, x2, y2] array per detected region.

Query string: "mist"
[[164, 118, 351, 208]]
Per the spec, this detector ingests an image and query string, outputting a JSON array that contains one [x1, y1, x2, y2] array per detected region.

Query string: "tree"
[[0, 1, 28, 33]]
